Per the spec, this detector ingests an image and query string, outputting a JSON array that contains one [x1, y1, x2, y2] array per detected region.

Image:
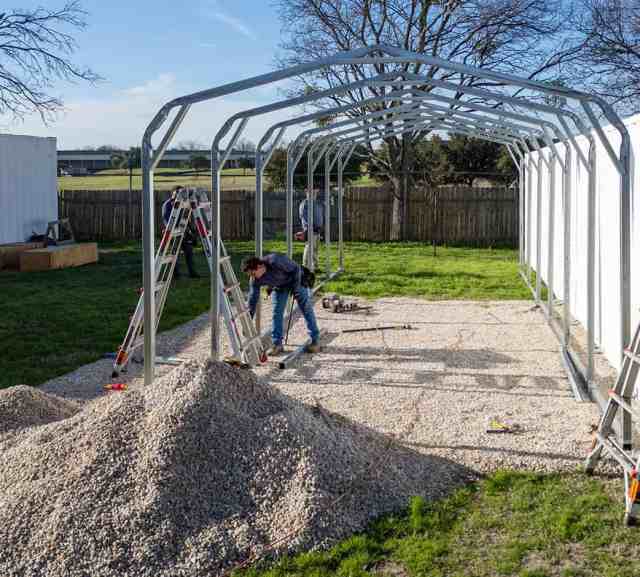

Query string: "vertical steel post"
[[338, 154, 344, 270], [142, 141, 155, 386], [547, 151, 556, 317], [307, 150, 315, 271], [324, 152, 331, 277], [286, 155, 294, 258], [563, 146, 572, 348], [520, 157, 525, 267], [255, 152, 264, 331], [587, 139, 596, 383], [619, 135, 632, 450], [536, 149, 543, 303], [526, 151, 533, 284], [211, 149, 222, 360]]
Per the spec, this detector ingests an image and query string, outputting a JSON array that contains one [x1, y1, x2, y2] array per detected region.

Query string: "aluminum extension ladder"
[[585, 319, 640, 526], [111, 188, 265, 378]]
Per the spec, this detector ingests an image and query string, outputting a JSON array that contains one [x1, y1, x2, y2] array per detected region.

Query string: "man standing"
[[297, 188, 324, 270], [241, 253, 320, 355], [162, 186, 199, 279]]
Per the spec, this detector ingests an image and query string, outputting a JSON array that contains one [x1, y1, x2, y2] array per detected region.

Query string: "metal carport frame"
[[139, 44, 631, 446]]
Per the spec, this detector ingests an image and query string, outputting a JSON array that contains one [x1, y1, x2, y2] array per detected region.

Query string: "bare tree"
[[274, 0, 582, 239], [175, 140, 206, 151], [0, 2, 99, 121], [236, 138, 256, 153], [571, 0, 640, 110]]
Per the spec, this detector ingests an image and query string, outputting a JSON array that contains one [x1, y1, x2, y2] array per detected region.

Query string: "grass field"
[[236, 471, 637, 577], [0, 242, 527, 389], [58, 167, 259, 190], [57, 167, 381, 190]]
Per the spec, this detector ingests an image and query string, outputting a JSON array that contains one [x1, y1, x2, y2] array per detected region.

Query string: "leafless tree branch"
[[0, 1, 100, 121]]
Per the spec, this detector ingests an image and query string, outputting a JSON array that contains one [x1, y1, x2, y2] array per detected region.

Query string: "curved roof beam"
[[287, 106, 542, 174]]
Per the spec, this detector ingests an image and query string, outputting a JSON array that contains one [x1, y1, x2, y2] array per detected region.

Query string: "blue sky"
[[2, 0, 308, 148]]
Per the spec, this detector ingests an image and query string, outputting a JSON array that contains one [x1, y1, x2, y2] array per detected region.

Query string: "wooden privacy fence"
[[58, 186, 518, 246]]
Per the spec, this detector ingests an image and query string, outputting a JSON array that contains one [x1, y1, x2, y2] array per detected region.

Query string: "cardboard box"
[[0, 242, 45, 270], [19, 243, 98, 272]]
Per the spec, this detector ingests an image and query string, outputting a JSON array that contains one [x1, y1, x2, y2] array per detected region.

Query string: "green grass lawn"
[[57, 167, 379, 191], [0, 242, 526, 388], [326, 243, 530, 299], [58, 167, 259, 190], [236, 471, 637, 577]]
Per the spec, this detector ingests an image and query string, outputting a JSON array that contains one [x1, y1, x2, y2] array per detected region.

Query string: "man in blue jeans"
[[241, 254, 320, 356]]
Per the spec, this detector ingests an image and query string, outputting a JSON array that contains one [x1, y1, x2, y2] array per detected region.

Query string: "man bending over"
[[241, 254, 320, 355]]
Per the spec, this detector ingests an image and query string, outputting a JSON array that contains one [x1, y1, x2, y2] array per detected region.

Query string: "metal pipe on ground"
[[278, 330, 327, 370]]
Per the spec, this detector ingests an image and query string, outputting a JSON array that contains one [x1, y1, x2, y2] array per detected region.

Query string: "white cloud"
[[211, 11, 255, 39], [122, 74, 176, 97], [0, 74, 306, 149]]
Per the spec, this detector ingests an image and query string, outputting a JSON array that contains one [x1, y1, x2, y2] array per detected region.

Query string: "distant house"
[[57, 149, 255, 173]]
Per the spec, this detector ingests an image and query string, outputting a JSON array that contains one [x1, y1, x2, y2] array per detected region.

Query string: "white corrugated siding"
[[0, 135, 57, 244], [525, 113, 640, 371]]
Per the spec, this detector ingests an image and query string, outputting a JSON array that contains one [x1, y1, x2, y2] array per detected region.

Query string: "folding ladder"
[[190, 190, 265, 366], [585, 319, 640, 526], [111, 188, 265, 378]]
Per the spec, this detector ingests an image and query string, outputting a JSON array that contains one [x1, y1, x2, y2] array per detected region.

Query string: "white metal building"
[[0, 134, 57, 245]]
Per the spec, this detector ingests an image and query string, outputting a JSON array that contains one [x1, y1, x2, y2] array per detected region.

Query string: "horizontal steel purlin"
[[255, 85, 551, 156], [306, 112, 528, 155]]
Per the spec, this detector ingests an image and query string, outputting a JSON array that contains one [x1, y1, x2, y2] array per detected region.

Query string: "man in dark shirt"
[[241, 253, 320, 355], [297, 188, 324, 270], [162, 186, 199, 278]]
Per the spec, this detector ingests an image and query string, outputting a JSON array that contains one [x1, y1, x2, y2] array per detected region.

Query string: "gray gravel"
[[0, 359, 472, 577], [255, 298, 603, 473], [4, 297, 608, 575], [0, 385, 79, 436]]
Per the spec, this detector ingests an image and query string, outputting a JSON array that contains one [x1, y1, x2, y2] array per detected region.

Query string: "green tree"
[[411, 135, 450, 186], [110, 153, 124, 169], [496, 147, 519, 184], [124, 147, 141, 169], [442, 136, 503, 186], [190, 154, 209, 176], [264, 146, 366, 190]]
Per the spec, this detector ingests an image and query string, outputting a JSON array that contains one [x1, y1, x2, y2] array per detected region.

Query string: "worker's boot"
[[304, 341, 320, 354], [268, 343, 285, 356]]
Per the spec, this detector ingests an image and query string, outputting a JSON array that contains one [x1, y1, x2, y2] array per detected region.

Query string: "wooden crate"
[[19, 243, 98, 272], [0, 242, 45, 270]]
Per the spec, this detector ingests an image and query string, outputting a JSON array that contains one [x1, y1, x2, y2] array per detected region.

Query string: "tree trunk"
[[401, 134, 412, 240], [390, 177, 403, 241], [389, 134, 414, 241]]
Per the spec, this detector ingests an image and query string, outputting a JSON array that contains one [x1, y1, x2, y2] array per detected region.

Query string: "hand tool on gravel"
[[341, 324, 413, 334]]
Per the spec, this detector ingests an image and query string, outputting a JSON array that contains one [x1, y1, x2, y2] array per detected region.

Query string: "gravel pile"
[[0, 359, 472, 577], [0, 385, 79, 436]]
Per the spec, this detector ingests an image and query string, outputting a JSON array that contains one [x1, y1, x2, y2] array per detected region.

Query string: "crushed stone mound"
[[0, 360, 472, 577], [0, 385, 80, 436]]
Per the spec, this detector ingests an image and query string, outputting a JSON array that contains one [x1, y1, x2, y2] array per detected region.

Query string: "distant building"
[[57, 149, 255, 173]]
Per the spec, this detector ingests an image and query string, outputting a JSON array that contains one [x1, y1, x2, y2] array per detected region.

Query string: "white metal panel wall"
[[525, 116, 639, 370], [0, 135, 57, 245]]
